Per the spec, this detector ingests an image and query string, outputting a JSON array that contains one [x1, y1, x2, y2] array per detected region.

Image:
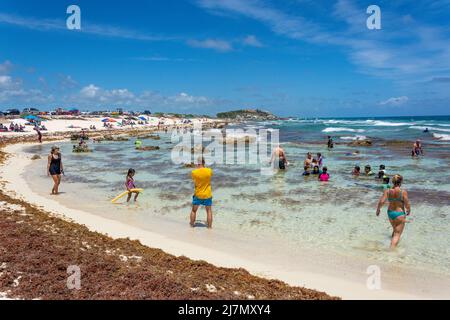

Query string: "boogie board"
[[111, 188, 143, 203]]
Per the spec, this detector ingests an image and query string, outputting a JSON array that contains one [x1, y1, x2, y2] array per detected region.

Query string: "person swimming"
[[125, 168, 139, 202], [377, 166, 386, 179], [376, 174, 411, 249], [352, 165, 361, 176], [318, 167, 329, 181], [312, 165, 321, 175], [302, 165, 311, 176], [135, 139, 142, 149], [364, 165, 374, 176], [381, 175, 390, 190]]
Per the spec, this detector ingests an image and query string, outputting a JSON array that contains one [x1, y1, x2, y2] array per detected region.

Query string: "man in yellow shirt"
[[190, 157, 213, 228]]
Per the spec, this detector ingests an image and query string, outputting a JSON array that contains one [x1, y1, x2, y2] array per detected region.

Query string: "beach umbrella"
[[23, 114, 43, 121], [101, 118, 117, 123], [139, 116, 147, 121]]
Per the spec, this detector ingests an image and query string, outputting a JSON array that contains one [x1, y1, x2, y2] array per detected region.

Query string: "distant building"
[[69, 108, 80, 116]]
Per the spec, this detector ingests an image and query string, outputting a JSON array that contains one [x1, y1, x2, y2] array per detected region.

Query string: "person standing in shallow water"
[[34, 126, 42, 143], [47, 146, 63, 195], [270, 145, 288, 170], [412, 139, 424, 157], [327, 136, 334, 150], [376, 174, 411, 249], [190, 157, 213, 228]]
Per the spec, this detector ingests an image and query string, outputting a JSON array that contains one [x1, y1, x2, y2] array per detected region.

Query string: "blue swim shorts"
[[192, 196, 212, 206]]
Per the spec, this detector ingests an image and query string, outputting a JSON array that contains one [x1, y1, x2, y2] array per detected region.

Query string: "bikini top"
[[388, 188, 403, 203]]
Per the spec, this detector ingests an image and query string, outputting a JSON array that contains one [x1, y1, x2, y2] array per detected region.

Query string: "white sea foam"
[[365, 120, 412, 126], [433, 133, 450, 141], [409, 126, 450, 133], [340, 135, 367, 141], [322, 120, 366, 125], [321, 119, 415, 127], [322, 127, 365, 133]]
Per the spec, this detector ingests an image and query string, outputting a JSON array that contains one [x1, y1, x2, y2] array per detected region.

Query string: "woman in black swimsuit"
[[47, 146, 64, 195]]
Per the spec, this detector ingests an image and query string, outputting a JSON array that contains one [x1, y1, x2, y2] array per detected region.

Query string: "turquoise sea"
[[24, 116, 450, 276]]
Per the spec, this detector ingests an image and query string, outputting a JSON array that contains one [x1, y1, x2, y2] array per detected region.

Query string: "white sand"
[[1, 141, 449, 300], [0, 116, 214, 139]]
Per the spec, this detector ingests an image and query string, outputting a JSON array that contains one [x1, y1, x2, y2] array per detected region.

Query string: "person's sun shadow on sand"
[[192, 221, 208, 228]]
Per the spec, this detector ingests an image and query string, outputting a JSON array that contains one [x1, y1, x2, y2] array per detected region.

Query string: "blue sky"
[[1, 0, 450, 117]]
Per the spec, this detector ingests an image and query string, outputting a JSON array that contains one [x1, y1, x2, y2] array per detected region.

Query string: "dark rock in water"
[[348, 139, 372, 147], [72, 146, 92, 153], [70, 134, 89, 141], [103, 135, 129, 142], [137, 134, 160, 140], [31, 155, 41, 160], [137, 146, 160, 151], [379, 140, 412, 148]]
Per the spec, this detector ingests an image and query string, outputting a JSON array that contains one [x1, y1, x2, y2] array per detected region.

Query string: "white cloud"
[[79, 85, 135, 104], [196, 0, 450, 82], [0, 60, 226, 111], [242, 35, 263, 47], [58, 74, 78, 89], [0, 12, 174, 42], [0, 60, 13, 75], [133, 56, 191, 62], [0, 75, 13, 88], [75, 84, 217, 110], [187, 39, 233, 52], [80, 84, 100, 98], [172, 92, 209, 103], [379, 96, 409, 106]]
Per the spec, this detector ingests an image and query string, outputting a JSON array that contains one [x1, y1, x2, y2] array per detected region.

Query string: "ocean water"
[[24, 116, 450, 276]]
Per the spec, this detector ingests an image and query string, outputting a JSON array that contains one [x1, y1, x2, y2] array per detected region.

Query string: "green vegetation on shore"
[[216, 109, 278, 120]]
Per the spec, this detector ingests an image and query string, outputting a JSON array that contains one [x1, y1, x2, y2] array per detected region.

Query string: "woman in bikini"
[[376, 174, 411, 249], [47, 146, 64, 195]]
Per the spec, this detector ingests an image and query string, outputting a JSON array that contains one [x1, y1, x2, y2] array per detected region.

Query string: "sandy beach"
[[1, 119, 449, 299]]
